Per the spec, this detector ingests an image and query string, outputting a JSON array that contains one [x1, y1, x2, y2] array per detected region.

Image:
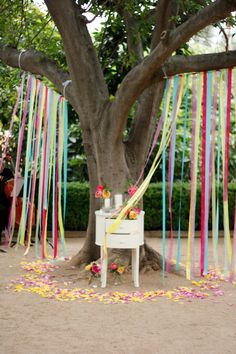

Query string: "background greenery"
[[60, 182, 236, 231]]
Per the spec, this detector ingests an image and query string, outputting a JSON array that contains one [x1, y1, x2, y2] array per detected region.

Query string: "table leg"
[[133, 247, 139, 287], [100, 246, 107, 288], [131, 248, 135, 283]]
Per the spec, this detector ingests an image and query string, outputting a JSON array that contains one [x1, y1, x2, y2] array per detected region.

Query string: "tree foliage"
[[0, 1, 66, 126], [0, 1, 66, 67]]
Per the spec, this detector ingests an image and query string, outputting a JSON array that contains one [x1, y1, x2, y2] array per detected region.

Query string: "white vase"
[[114, 194, 123, 209], [102, 198, 111, 211], [104, 198, 111, 209]]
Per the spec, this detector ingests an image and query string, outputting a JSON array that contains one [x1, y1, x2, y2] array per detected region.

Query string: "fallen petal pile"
[[6, 261, 235, 304]]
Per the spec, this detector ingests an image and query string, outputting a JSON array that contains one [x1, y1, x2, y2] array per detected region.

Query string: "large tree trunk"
[[70, 105, 163, 270]]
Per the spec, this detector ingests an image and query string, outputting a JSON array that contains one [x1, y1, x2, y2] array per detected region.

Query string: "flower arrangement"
[[126, 208, 141, 220], [109, 261, 126, 284], [85, 261, 101, 285], [125, 184, 141, 220], [95, 184, 111, 199], [109, 262, 125, 274]]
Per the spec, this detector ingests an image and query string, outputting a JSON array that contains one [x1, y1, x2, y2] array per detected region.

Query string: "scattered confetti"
[[6, 262, 235, 305]]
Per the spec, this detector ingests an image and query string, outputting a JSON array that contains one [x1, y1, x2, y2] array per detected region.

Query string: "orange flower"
[[102, 190, 111, 199], [85, 264, 92, 271], [129, 210, 137, 220], [117, 266, 125, 274]]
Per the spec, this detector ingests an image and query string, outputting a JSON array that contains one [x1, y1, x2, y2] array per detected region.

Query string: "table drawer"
[[105, 218, 139, 234], [106, 233, 141, 248]]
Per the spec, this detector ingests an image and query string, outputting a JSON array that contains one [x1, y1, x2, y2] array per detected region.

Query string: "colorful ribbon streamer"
[[7, 74, 68, 259], [5, 68, 236, 280]]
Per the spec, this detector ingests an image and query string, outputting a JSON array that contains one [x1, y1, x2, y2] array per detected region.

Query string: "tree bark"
[[44, 0, 109, 121]]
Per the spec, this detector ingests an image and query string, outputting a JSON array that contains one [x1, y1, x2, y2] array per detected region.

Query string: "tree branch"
[[157, 50, 236, 78], [124, 0, 179, 166], [44, 0, 109, 117], [112, 0, 236, 134], [151, 0, 178, 50], [120, 8, 144, 65], [125, 81, 165, 181], [121, 1, 179, 169], [218, 24, 229, 52], [0, 44, 77, 107]]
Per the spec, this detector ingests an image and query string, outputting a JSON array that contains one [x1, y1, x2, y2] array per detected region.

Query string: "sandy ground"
[[1, 236, 236, 354]]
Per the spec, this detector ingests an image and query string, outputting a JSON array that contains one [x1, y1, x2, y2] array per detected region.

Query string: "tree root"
[[68, 242, 185, 277], [140, 242, 185, 276], [139, 242, 163, 273], [69, 248, 92, 269]]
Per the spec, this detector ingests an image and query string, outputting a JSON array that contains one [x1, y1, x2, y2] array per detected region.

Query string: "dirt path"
[[1, 237, 236, 354]]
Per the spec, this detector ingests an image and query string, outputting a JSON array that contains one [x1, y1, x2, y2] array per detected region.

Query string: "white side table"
[[95, 210, 144, 288]]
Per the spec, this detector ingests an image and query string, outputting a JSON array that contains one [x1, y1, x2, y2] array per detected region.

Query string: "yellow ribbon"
[[24, 83, 46, 255], [104, 75, 186, 256], [186, 72, 203, 280]]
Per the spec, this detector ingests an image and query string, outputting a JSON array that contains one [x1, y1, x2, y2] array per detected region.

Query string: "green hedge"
[[143, 183, 235, 230], [64, 182, 90, 230], [61, 182, 236, 231]]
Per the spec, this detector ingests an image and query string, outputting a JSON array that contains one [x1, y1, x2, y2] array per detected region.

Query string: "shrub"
[[60, 182, 236, 231], [64, 182, 89, 230]]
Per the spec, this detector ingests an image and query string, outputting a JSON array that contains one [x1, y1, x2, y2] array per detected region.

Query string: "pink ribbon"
[[200, 72, 207, 276], [1, 72, 26, 170], [8, 75, 33, 241], [26, 81, 42, 247], [231, 197, 236, 278], [224, 68, 232, 202]]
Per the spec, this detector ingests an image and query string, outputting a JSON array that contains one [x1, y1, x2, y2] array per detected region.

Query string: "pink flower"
[[110, 263, 118, 270], [133, 207, 141, 215], [91, 264, 101, 274], [96, 184, 104, 191], [128, 185, 138, 197], [95, 190, 103, 198]]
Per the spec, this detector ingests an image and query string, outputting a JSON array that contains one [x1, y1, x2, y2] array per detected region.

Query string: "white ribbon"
[[62, 80, 72, 99], [18, 50, 26, 69]]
